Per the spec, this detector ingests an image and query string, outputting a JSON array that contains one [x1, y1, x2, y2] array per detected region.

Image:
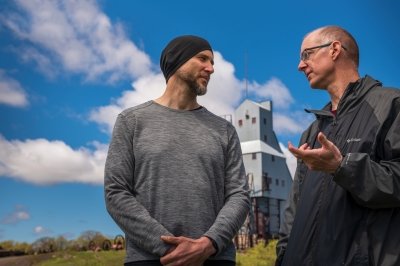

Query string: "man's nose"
[[205, 62, 214, 74], [298, 60, 307, 72]]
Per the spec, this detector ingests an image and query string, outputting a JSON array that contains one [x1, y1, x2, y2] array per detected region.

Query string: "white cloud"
[[18, 47, 58, 79], [0, 135, 107, 185], [248, 77, 294, 109], [279, 143, 297, 179], [34, 225, 52, 235], [274, 113, 305, 135], [34, 226, 44, 234], [0, 70, 29, 107], [1, 205, 30, 224], [273, 109, 314, 136], [2, 0, 152, 82]]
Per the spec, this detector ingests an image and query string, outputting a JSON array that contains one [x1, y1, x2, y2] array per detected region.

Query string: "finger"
[[288, 141, 304, 153], [317, 132, 332, 148], [161, 236, 180, 245], [292, 143, 310, 155], [288, 145, 300, 157], [288, 142, 297, 152], [298, 143, 309, 150], [288, 141, 294, 149], [163, 245, 176, 256], [290, 149, 303, 159], [160, 247, 180, 265], [289, 141, 308, 150], [160, 253, 174, 265]]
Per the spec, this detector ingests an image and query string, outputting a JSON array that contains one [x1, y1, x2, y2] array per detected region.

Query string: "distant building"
[[234, 99, 292, 242]]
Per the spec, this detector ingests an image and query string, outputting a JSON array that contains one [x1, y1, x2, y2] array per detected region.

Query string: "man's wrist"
[[332, 153, 345, 174], [203, 236, 218, 256]]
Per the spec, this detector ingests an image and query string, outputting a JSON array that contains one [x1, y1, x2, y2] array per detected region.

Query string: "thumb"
[[287, 141, 295, 151], [161, 235, 180, 244], [317, 132, 330, 147]]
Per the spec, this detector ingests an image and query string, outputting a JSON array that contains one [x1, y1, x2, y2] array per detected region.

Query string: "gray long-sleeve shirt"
[[104, 101, 250, 263]]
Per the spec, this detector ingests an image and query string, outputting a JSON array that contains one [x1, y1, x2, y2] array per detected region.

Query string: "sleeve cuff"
[[205, 236, 218, 256]]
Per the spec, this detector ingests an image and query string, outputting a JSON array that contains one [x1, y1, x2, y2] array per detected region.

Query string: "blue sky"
[[0, 0, 399, 243]]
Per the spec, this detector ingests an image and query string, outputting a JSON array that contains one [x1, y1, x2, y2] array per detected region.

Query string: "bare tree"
[[77, 230, 107, 251], [32, 237, 56, 254]]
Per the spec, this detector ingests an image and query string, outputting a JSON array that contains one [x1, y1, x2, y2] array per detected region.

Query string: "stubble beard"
[[189, 79, 207, 96], [178, 70, 208, 96]]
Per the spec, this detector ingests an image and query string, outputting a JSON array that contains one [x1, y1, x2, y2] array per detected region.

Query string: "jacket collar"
[[305, 75, 381, 118]]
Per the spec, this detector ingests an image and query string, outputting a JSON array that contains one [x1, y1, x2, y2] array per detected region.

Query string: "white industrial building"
[[234, 99, 293, 242]]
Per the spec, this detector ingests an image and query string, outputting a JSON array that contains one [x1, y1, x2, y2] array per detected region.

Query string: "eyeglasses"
[[300, 42, 347, 61]]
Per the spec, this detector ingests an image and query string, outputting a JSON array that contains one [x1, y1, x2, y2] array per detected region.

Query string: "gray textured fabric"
[[105, 101, 250, 263]]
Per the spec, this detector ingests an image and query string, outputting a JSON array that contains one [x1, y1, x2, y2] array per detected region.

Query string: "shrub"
[[236, 239, 277, 266]]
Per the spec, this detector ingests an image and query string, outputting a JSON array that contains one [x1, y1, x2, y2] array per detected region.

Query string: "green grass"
[[236, 240, 277, 266], [37, 250, 125, 266], [35, 240, 277, 266]]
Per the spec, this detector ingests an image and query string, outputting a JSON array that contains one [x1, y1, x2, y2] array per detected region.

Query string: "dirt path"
[[0, 253, 54, 266]]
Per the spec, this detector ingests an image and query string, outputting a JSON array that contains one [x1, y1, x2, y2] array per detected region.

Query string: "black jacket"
[[276, 76, 400, 266]]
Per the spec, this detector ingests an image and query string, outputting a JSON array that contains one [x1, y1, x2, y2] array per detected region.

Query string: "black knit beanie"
[[160, 35, 213, 82]]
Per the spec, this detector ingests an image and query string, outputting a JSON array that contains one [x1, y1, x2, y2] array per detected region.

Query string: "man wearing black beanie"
[[105, 35, 250, 266], [160, 35, 213, 83], [158, 35, 214, 100]]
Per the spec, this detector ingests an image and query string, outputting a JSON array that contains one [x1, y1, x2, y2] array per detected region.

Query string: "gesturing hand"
[[288, 132, 343, 173], [160, 236, 216, 266]]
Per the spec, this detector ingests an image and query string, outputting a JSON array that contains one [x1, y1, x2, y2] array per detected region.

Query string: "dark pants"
[[125, 260, 235, 266]]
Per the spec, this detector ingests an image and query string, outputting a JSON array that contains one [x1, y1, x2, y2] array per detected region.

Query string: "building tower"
[[234, 99, 292, 242]]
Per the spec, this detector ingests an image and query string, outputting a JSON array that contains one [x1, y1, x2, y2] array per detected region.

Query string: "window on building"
[[271, 155, 275, 162], [263, 118, 267, 125], [281, 180, 285, 187], [238, 119, 243, 127], [275, 179, 279, 186], [252, 153, 257, 160], [262, 173, 270, 191], [252, 117, 256, 124], [264, 135, 267, 142]]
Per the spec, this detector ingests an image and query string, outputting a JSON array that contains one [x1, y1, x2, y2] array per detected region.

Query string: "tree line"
[[0, 230, 124, 257]]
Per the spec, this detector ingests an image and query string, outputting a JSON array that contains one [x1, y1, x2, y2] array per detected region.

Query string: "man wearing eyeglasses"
[[276, 25, 400, 265]]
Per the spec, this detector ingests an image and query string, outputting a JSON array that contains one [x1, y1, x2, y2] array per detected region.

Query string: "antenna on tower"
[[244, 51, 248, 99]]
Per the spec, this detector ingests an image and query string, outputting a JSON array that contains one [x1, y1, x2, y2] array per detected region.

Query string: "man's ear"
[[331, 42, 342, 60]]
